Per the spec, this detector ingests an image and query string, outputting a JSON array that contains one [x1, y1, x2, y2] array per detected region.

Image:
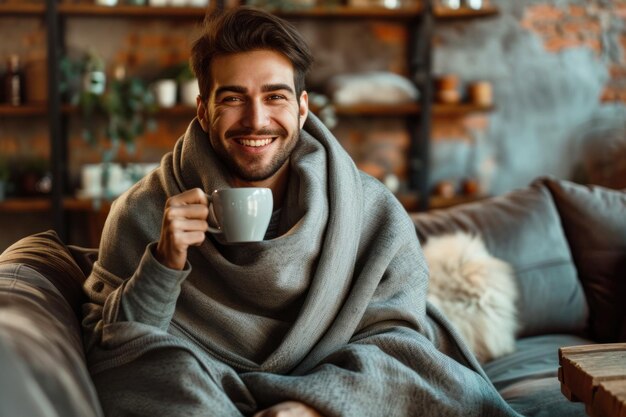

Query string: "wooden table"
[[559, 343, 626, 417]]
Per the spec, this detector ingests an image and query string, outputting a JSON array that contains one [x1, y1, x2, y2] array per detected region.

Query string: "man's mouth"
[[235, 137, 274, 147]]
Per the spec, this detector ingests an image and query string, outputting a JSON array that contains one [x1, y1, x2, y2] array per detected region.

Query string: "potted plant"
[[78, 54, 157, 198]]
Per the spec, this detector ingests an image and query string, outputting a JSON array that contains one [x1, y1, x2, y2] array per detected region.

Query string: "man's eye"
[[222, 96, 243, 103], [267, 94, 286, 101]]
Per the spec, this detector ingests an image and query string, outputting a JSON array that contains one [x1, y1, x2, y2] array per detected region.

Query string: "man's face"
[[197, 49, 308, 184]]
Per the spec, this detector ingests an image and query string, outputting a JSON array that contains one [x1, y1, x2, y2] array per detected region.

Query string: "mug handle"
[[205, 193, 223, 235]]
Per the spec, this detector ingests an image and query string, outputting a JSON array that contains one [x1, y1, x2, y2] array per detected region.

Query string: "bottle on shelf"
[[4, 54, 25, 106]]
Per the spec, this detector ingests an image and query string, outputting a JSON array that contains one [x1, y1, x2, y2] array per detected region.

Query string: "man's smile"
[[234, 137, 276, 147]]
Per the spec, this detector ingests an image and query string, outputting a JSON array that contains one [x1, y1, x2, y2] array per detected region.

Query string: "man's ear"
[[299, 90, 309, 129], [196, 95, 210, 132]]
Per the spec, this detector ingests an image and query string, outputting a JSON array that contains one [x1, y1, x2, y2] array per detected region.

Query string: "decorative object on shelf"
[[437, 0, 461, 9], [179, 79, 199, 107], [468, 80, 493, 106], [95, 0, 119, 6], [463, 0, 483, 10], [152, 78, 177, 108], [3, 54, 25, 106], [77, 162, 159, 199], [188, 0, 210, 6], [433, 179, 456, 198], [175, 62, 199, 107], [326, 71, 419, 106], [434, 74, 461, 104], [148, 0, 168, 5]]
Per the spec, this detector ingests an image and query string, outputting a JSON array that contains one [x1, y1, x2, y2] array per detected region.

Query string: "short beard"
[[211, 117, 301, 183]]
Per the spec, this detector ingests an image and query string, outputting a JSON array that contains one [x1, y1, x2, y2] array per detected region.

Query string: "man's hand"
[[155, 188, 209, 270], [253, 401, 323, 417]]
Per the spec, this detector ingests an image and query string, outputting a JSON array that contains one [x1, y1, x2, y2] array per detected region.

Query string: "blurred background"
[[0, 0, 625, 250]]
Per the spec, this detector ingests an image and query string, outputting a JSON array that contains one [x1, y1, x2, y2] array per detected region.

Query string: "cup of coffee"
[[206, 187, 273, 243]]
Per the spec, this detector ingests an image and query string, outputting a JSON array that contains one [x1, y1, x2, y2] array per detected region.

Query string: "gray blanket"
[[82, 114, 520, 416]]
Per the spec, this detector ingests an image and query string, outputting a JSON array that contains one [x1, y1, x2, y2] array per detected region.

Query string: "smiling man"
[[82, 7, 520, 417]]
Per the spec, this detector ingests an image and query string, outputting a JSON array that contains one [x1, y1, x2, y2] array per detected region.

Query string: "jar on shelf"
[[4, 54, 25, 106]]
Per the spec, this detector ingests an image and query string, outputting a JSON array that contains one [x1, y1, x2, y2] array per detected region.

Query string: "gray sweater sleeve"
[[116, 242, 191, 330]]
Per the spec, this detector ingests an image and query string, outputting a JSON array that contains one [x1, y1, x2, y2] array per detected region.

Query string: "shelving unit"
[[1, 0, 497, 242]]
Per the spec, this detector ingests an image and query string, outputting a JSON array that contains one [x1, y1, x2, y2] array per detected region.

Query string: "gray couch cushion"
[[483, 334, 591, 417], [411, 181, 588, 338], [541, 177, 626, 342], [0, 230, 88, 316], [0, 264, 102, 417]]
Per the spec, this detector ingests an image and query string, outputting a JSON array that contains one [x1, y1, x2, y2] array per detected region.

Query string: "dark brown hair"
[[190, 6, 313, 100]]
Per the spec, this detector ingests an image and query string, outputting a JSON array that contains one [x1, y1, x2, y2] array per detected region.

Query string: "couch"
[[0, 176, 624, 417]]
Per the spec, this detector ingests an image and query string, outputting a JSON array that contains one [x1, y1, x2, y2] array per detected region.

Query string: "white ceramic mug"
[[206, 188, 273, 243], [153, 79, 177, 108]]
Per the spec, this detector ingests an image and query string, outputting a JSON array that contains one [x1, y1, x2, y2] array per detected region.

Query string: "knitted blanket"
[[82, 114, 519, 416]]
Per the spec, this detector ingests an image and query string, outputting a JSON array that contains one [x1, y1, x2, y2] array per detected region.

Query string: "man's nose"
[[242, 100, 270, 130]]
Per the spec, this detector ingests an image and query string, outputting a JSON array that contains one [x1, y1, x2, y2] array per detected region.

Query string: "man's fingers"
[[164, 204, 209, 222], [169, 218, 209, 233], [166, 188, 208, 207]]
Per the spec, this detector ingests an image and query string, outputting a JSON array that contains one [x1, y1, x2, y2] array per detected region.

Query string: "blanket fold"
[[82, 114, 519, 416]]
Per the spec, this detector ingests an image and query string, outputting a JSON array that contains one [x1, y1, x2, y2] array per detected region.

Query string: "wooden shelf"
[[433, 102, 494, 116], [57, 3, 211, 18], [332, 102, 420, 116], [0, 104, 48, 116], [272, 5, 423, 19], [311, 102, 492, 117], [0, 3, 45, 16], [0, 197, 51, 213], [61, 104, 196, 116], [434, 5, 499, 20], [0, 197, 112, 213]]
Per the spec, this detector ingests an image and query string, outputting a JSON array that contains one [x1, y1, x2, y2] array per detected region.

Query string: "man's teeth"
[[238, 138, 273, 147]]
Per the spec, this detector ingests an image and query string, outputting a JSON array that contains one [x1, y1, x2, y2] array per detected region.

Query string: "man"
[[83, 7, 519, 417]]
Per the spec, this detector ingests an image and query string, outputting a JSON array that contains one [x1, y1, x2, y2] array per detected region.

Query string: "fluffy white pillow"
[[326, 71, 419, 106], [423, 232, 519, 363]]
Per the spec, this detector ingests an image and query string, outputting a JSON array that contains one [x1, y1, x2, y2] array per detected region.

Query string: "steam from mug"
[[206, 188, 273, 243]]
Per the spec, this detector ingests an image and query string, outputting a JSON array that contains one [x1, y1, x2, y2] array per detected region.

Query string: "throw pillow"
[[540, 177, 626, 342], [423, 232, 519, 363]]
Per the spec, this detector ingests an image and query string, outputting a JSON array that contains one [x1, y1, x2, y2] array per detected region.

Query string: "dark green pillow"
[[540, 177, 626, 342]]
